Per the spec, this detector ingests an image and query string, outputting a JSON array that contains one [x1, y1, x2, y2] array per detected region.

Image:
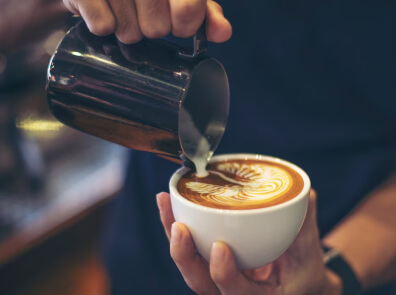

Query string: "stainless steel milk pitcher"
[[47, 21, 229, 164]]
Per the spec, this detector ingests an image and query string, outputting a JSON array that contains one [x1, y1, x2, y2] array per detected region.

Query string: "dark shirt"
[[102, 1, 396, 294]]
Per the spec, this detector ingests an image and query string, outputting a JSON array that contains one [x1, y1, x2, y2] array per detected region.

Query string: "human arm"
[[62, 0, 232, 43], [0, 0, 70, 52], [323, 170, 396, 290]]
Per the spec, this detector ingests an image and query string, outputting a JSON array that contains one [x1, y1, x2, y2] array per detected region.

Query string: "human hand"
[[157, 190, 342, 295], [63, 0, 232, 44]]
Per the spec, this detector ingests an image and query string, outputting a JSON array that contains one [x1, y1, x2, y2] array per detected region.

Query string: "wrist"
[[322, 246, 362, 295]]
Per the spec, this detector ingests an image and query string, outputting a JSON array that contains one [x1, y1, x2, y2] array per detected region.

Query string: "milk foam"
[[178, 107, 210, 178], [189, 136, 211, 177], [185, 162, 292, 206]]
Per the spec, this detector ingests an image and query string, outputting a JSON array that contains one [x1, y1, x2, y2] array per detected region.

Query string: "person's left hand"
[[156, 190, 342, 295]]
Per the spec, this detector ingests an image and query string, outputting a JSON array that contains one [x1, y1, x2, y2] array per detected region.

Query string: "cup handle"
[[178, 21, 207, 58]]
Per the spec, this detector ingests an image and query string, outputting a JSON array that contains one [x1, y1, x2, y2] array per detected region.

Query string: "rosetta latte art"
[[177, 159, 304, 209], [185, 162, 292, 206]]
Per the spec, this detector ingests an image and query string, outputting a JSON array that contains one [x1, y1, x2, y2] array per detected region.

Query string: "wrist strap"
[[323, 246, 362, 295]]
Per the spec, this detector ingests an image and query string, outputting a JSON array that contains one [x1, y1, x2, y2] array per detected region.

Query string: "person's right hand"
[[63, 0, 232, 44]]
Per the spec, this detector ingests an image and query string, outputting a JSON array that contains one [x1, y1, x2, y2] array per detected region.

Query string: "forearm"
[[0, 0, 69, 52], [323, 171, 396, 290]]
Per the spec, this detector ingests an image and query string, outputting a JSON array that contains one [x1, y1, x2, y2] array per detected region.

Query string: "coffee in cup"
[[170, 154, 311, 270], [177, 159, 304, 210]]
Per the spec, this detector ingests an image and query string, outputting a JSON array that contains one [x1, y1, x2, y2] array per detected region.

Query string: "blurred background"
[[0, 14, 127, 295]]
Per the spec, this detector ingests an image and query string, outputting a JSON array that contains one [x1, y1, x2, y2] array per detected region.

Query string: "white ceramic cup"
[[169, 154, 311, 270]]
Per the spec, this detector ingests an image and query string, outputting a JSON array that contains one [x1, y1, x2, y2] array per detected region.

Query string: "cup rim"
[[169, 153, 311, 215]]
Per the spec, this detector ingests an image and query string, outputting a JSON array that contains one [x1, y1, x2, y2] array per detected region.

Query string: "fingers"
[[108, 0, 142, 43], [170, 222, 220, 295], [135, 0, 172, 39], [309, 188, 318, 219], [158, 197, 220, 294], [206, 1, 232, 42], [157, 192, 175, 240], [169, 0, 206, 37], [65, 0, 232, 43], [64, 0, 116, 36], [210, 242, 260, 294], [286, 188, 321, 258], [243, 264, 274, 282], [303, 189, 318, 231], [63, 0, 79, 15]]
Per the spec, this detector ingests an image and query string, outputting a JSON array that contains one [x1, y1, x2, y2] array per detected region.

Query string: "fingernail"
[[171, 223, 181, 246], [211, 242, 225, 264]]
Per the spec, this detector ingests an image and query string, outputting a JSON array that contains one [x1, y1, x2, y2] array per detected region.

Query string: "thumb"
[[306, 189, 318, 227], [291, 189, 320, 246], [206, 1, 232, 43]]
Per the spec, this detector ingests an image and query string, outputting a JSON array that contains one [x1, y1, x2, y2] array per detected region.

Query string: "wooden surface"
[[0, 202, 111, 295]]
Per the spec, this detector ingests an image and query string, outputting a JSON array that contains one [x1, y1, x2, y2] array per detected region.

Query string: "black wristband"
[[323, 246, 362, 295]]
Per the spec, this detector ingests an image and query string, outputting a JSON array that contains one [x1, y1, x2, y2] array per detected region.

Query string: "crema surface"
[[177, 159, 304, 210]]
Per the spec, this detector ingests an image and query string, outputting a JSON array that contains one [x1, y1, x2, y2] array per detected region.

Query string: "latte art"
[[186, 163, 291, 203], [177, 159, 304, 210]]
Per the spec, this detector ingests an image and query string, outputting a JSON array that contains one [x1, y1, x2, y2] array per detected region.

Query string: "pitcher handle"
[[178, 21, 207, 58]]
